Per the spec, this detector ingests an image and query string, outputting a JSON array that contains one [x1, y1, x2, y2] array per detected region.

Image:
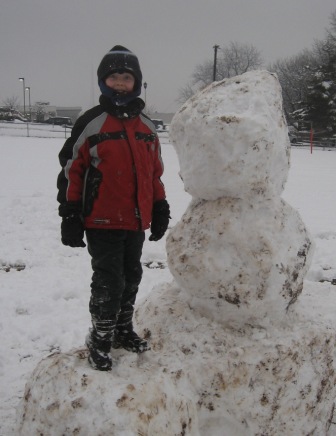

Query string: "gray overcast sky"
[[1, 0, 335, 113]]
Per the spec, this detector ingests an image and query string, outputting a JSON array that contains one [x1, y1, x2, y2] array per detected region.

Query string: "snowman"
[[167, 70, 313, 328]]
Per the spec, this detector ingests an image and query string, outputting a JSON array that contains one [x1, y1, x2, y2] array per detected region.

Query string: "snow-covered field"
[[1, 124, 336, 434]]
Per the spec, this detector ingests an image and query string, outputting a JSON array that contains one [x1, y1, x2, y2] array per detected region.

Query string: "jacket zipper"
[[124, 123, 142, 230]]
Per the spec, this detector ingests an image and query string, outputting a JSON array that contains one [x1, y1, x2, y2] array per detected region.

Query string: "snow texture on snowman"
[[17, 71, 336, 436]]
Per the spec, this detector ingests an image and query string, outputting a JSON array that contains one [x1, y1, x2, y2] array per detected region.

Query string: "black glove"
[[61, 215, 86, 248], [149, 199, 170, 241]]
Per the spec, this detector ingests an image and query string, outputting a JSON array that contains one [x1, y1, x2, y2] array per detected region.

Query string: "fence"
[[0, 121, 169, 142], [292, 131, 336, 149], [0, 121, 72, 139]]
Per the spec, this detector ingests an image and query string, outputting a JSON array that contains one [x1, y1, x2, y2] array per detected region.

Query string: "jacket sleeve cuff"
[[58, 201, 82, 218]]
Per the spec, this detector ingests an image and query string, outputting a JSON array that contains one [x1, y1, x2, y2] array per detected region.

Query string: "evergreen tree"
[[296, 10, 336, 133], [305, 41, 336, 133]]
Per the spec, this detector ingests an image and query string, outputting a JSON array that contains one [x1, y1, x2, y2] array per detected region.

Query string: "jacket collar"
[[99, 95, 145, 119]]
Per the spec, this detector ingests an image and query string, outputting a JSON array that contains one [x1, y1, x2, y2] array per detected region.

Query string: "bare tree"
[[178, 41, 264, 104], [191, 60, 214, 87], [314, 9, 336, 64], [217, 42, 263, 80], [177, 83, 195, 104], [326, 9, 336, 43], [2, 96, 20, 111]]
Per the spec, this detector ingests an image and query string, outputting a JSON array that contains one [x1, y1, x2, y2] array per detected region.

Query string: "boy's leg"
[[85, 229, 127, 370], [117, 230, 144, 327], [114, 231, 149, 353]]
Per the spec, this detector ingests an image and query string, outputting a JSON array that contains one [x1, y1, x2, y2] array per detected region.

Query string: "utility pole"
[[213, 45, 220, 82]]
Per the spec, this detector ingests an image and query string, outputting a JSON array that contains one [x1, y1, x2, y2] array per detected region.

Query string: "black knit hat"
[[97, 45, 142, 91]]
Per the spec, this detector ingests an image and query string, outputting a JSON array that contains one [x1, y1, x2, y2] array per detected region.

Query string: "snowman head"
[[170, 70, 290, 201]]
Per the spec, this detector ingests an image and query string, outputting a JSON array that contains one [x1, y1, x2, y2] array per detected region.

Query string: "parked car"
[[288, 131, 298, 144], [45, 117, 72, 126], [152, 119, 166, 131], [288, 126, 298, 144]]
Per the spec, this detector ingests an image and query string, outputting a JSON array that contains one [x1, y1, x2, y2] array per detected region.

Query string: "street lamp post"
[[143, 82, 147, 106], [18, 77, 26, 117], [213, 45, 220, 82], [25, 87, 31, 121]]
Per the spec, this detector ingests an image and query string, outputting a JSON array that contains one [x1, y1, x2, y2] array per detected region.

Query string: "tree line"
[[178, 9, 336, 135]]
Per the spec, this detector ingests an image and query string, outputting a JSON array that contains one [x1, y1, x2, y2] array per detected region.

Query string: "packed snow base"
[[17, 285, 336, 435], [16, 72, 336, 435]]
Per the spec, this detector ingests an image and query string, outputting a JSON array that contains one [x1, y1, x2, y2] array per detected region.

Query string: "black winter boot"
[[86, 318, 116, 371], [113, 303, 150, 353], [113, 327, 150, 353]]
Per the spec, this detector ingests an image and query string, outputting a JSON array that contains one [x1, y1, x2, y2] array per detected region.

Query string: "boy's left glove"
[[149, 199, 170, 241]]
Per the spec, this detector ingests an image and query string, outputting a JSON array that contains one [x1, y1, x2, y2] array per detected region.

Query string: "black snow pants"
[[86, 229, 145, 323]]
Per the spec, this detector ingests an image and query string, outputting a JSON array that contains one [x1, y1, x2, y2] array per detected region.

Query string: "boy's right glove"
[[149, 199, 170, 241], [61, 215, 86, 247], [59, 202, 86, 248]]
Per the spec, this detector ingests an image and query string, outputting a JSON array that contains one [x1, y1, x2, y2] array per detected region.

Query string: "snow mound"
[[17, 337, 199, 435], [17, 284, 336, 435]]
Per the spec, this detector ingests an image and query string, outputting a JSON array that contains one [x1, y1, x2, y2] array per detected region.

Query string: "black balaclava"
[[97, 45, 142, 106]]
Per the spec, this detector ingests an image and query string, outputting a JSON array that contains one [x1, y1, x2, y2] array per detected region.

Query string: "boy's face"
[[105, 72, 135, 93]]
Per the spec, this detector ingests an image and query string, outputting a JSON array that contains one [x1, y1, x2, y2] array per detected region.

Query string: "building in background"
[[14, 105, 82, 123]]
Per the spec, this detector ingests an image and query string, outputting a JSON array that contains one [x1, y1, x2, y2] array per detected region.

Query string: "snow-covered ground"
[[1, 123, 336, 434]]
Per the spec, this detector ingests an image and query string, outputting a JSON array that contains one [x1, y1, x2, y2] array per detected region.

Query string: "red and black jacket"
[[57, 96, 166, 231]]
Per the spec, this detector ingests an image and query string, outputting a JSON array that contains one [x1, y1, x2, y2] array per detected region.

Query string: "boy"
[[57, 45, 170, 371]]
